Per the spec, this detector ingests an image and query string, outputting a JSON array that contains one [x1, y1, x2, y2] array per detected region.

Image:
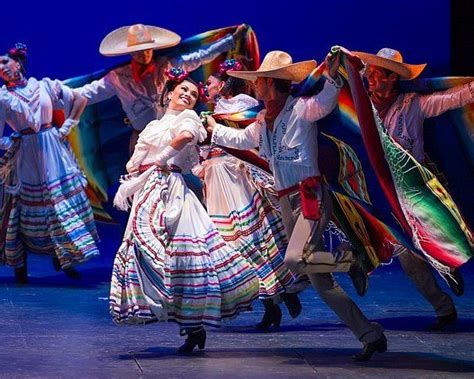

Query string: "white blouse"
[[0, 78, 74, 149], [126, 109, 206, 174], [212, 77, 341, 190]]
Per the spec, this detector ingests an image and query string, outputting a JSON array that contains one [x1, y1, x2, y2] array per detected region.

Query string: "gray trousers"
[[398, 249, 455, 317], [280, 184, 382, 343]]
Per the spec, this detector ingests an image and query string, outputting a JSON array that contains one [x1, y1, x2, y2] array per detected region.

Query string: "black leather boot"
[[177, 327, 206, 354], [255, 299, 282, 331], [280, 292, 302, 319], [52, 256, 61, 271], [14, 262, 28, 284], [352, 334, 387, 361], [427, 310, 457, 331], [52, 257, 81, 280]]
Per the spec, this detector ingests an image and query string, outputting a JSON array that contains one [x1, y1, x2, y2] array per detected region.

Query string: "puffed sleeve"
[[169, 109, 207, 145], [42, 78, 75, 116]]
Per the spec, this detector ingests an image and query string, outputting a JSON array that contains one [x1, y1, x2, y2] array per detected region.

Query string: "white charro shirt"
[[383, 80, 474, 162], [212, 76, 341, 191], [76, 34, 235, 132]]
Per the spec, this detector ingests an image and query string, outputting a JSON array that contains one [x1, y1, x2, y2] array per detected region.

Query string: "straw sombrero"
[[99, 24, 181, 57], [227, 51, 317, 83], [353, 48, 426, 80]]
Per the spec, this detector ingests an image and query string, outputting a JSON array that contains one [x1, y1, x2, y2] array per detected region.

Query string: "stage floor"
[[1, 223, 473, 378]]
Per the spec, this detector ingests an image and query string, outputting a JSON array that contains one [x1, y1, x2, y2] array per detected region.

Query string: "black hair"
[[210, 72, 252, 98], [210, 60, 253, 98], [272, 78, 292, 94], [6, 43, 28, 74]]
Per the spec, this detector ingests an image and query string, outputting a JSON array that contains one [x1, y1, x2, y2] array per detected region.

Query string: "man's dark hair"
[[272, 78, 292, 94]]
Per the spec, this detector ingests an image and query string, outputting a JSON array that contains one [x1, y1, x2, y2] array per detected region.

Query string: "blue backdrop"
[[2, 0, 450, 80]]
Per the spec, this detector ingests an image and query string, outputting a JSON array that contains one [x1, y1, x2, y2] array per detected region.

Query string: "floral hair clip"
[[8, 42, 28, 59], [165, 67, 189, 82], [218, 59, 242, 74], [198, 82, 210, 103]]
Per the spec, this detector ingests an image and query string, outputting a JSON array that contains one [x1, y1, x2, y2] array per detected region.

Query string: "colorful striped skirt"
[[1, 129, 99, 268], [203, 152, 295, 298], [110, 169, 259, 327]]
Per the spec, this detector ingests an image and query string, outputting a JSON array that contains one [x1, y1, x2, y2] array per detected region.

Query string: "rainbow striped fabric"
[[278, 52, 472, 272], [333, 51, 473, 271]]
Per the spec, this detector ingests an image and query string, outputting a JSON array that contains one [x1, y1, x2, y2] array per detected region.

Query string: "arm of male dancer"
[[74, 71, 117, 105], [176, 24, 247, 72], [418, 80, 474, 119], [299, 51, 342, 122], [207, 115, 260, 150]]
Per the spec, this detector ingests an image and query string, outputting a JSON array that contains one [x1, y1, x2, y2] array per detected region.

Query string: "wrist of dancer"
[[156, 145, 180, 166]]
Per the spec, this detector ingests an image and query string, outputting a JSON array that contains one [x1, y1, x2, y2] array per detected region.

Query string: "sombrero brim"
[[227, 60, 318, 83], [100, 25, 181, 57], [353, 51, 426, 80]]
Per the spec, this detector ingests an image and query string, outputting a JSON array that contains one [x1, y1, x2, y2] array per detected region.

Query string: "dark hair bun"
[[8, 43, 28, 63]]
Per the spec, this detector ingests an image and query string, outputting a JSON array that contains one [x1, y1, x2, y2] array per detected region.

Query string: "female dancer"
[[110, 68, 259, 354], [0, 43, 99, 282], [200, 60, 301, 331]]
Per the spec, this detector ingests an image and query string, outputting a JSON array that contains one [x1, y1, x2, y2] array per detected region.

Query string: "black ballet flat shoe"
[[177, 327, 207, 354], [352, 334, 387, 361], [427, 310, 457, 331], [255, 299, 282, 332], [281, 292, 302, 319]]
